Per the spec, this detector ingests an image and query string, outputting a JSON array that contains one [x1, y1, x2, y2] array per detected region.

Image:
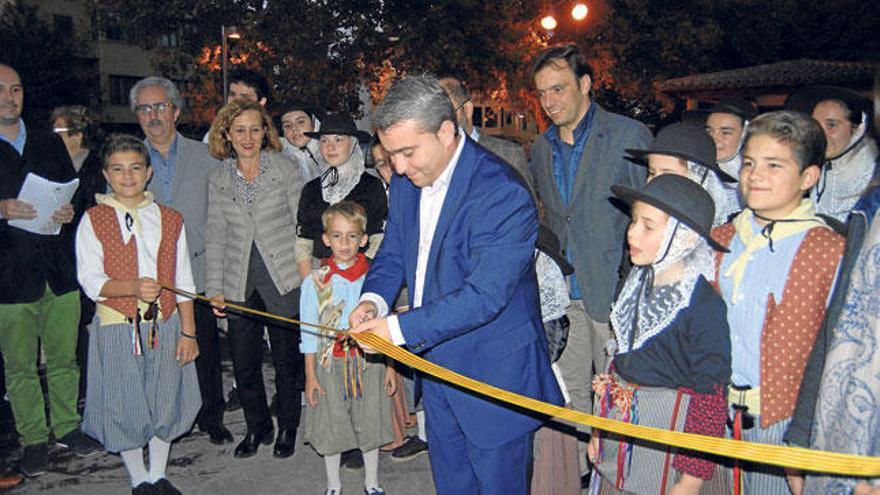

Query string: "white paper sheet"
[[8, 173, 80, 235]]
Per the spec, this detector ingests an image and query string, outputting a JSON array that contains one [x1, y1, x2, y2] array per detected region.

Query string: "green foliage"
[[0, 0, 101, 126]]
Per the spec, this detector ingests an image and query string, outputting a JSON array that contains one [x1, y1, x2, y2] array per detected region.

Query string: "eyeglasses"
[[134, 102, 175, 115], [453, 98, 471, 113]]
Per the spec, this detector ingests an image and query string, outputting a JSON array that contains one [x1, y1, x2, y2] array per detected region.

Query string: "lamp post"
[[221, 25, 241, 104]]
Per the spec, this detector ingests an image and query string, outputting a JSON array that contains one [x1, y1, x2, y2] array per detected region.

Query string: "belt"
[[728, 385, 760, 417]]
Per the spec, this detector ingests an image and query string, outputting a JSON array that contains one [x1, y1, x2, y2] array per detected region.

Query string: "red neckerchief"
[[321, 253, 369, 284]]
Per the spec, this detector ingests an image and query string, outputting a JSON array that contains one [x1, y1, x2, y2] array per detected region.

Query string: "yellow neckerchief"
[[95, 192, 154, 239], [724, 199, 825, 303]]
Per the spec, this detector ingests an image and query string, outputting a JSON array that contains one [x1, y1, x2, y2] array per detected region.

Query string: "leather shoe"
[[272, 428, 296, 458], [233, 427, 273, 458], [204, 425, 234, 445]]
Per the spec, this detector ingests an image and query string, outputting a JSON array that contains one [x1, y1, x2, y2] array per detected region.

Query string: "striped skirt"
[[82, 313, 201, 453], [592, 374, 691, 494]]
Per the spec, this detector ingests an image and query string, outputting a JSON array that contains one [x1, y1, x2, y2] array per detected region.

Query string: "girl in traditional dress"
[[588, 175, 731, 494], [75, 134, 201, 495]]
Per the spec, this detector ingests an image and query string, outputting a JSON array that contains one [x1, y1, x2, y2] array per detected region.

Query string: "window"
[[101, 11, 142, 43], [159, 32, 180, 48], [484, 107, 498, 128], [109, 75, 141, 106]]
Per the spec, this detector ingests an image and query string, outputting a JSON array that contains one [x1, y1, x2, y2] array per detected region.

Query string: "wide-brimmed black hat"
[[625, 123, 735, 182], [611, 174, 729, 253], [304, 113, 371, 143], [785, 86, 872, 126], [682, 97, 758, 125], [536, 224, 574, 275]]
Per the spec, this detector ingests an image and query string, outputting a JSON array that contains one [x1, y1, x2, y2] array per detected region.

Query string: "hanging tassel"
[[624, 392, 638, 478], [354, 352, 364, 400], [145, 303, 158, 350], [132, 310, 143, 356]]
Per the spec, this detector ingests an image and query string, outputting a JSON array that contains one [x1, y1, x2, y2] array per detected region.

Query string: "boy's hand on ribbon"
[[51, 203, 74, 224], [134, 277, 161, 303], [209, 295, 227, 317], [176, 336, 199, 366], [0, 199, 36, 220], [305, 375, 325, 408]]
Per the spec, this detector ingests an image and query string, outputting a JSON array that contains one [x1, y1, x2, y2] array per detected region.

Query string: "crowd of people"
[[0, 40, 878, 495]]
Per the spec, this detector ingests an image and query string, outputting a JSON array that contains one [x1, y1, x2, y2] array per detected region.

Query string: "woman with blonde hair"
[[205, 100, 307, 459]]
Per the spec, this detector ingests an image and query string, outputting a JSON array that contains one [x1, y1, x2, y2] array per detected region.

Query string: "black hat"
[[536, 224, 574, 275], [682, 97, 758, 125], [611, 175, 729, 253], [625, 123, 735, 182], [785, 86, 872, 126], [304, 113, 371, 143]]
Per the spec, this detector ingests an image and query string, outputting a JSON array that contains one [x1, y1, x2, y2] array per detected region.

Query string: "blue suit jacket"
[[363, 137, 563, 449]]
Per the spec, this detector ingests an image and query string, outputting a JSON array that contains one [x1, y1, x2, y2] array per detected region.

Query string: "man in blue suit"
[[349, 75, 563, 494]]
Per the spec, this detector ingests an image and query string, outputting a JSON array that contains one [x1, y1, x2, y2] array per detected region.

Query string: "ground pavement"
[[1, 358, 435, 494]]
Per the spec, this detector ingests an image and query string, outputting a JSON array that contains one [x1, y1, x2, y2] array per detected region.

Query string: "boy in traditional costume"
[[712, 110, 845, 494], [300, 201, 393, 495], [75, 134, 201, 495]]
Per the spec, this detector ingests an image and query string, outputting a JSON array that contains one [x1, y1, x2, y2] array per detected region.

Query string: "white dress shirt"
[[361, 134, 466, 344], [76, 202, 196, 303]]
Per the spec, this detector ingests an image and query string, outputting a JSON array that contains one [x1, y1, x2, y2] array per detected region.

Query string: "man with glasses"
[[438, 75, 534, 198], [129, 77, 230, 445], [0, 63, 100, 476]]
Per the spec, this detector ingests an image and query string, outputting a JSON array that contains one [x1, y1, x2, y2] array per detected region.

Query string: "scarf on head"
[[611, 219, 715, 354], [95, 191, 155, 239], [688, 162, 733, 227], [724, 199, 825, 303], [318, 136, 366, 204]]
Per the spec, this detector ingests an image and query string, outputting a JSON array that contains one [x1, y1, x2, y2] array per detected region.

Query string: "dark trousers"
[[76, 291, 94, 406], [194, 297, 226, 429], [227, 248, 303, 433]]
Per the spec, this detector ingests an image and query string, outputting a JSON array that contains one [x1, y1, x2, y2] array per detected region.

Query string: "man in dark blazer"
[[530, 44, 651, 474], [0, 64, 99, 476], [350, 75, 562, 494], [130, 76, 230, 444]]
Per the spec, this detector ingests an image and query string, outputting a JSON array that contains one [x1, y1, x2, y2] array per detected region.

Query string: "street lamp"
[[540, 15, 558, 31], [539, 1, 588, 33], [221, 25, 241, 104]]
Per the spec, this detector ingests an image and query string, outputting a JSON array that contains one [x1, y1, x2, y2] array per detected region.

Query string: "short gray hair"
[[374, 74, 456, 134], [129, 76, 184, 112]]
